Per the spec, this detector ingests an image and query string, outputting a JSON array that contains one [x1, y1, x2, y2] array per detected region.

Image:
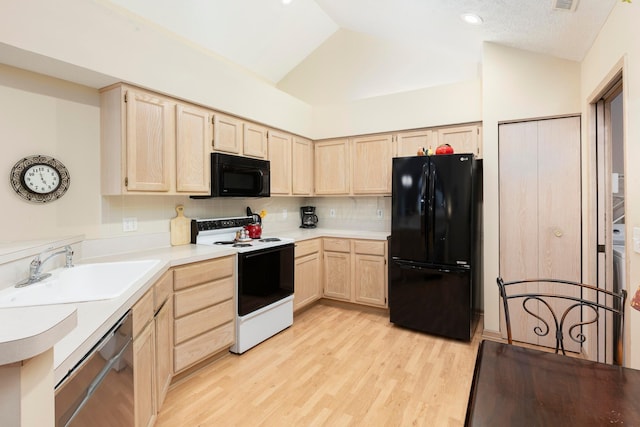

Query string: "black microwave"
[[194, 153, 270, 198]]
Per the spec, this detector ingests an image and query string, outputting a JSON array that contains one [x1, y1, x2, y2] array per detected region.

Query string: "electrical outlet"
[[376, 209, 384, 219], [123, 217, 138, 232], [329, 208, 336, 218], [282, 208, 287, 219]]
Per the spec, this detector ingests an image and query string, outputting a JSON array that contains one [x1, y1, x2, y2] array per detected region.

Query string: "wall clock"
[[10, 155, 71, 203]]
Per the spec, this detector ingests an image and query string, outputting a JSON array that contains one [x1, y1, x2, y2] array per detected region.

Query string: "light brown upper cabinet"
[[212, 113, 243, 155], [269, 131, 313, 197], [436, 124, 482, 158], [395, 129, 435, 157], [268, 130, 292, 195], [243, 123, 268, 159], [101, 85, 174, 194], [175, 103, 211, 194], [351, 134, 393, 194], [101, 84, 209, 195], [291, 136, 313, 196], [314, 138, 350, 195]]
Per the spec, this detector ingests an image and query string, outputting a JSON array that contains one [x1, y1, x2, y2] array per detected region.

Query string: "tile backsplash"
[[100, 195, 391, 237], [308, 197, 391, 232]]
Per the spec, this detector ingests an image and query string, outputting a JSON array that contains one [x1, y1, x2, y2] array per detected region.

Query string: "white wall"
[[278, 28, 479, 106], [481, 43, 582, 334], [312, 79, 482, 139], [0, 0, 313, 138], [0, 64, 102, 241], [581, 1, 640, 369]]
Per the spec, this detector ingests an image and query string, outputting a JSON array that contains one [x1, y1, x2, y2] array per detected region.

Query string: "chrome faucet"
[[16, 245, 74, 287]]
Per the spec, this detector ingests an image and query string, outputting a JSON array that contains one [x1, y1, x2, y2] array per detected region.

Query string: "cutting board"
[[170, 205, 191, 246]]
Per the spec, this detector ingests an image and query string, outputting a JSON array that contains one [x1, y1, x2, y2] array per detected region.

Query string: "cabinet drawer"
[[295, 239, 321, 258], [132, 288, 154, 337], [173, 256, 234, 291], [174, 321, 234, 372], [323, 238, 350, 253], [174, 276, 234, 318], [154, 270, 173, 311], [353, 240, 386, 256], [174, 299, 234, 345]]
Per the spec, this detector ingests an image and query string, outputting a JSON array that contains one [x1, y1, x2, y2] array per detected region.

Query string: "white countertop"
[[277, 228, 389, 242], [0, 228, 388, 385], [0, 305, 77, 365]]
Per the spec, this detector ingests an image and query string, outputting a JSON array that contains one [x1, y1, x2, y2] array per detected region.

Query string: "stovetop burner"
[[233, 243, 252, 248], [259, 238, 281, 242], [214, 241, 236, 245]]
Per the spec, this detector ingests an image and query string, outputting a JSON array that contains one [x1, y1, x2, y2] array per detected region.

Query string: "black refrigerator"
[[388, 154, 481, 341]]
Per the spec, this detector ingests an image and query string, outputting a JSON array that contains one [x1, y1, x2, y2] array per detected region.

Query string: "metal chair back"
[[497, 277, 627, 365]]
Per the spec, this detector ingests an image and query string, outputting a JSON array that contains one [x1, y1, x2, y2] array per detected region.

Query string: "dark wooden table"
[[465, 340, 640, 426]]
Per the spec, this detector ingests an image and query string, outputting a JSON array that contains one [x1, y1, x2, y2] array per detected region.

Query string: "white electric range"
[[191, 216, 295, 354]]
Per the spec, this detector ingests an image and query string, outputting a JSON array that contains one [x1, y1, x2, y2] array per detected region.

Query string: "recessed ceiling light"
[[282, 0, 293, 4], [461, 13, 483, 25]]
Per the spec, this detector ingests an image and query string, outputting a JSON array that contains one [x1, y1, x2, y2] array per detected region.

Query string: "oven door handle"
[[61, 336, 132, 427], [241, 244, 292, 259]]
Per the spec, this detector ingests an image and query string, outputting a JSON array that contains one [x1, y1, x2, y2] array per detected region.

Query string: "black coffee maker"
[[300, 206, 319, 228]]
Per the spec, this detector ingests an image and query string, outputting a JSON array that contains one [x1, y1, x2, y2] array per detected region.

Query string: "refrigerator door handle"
[[426, 163, 436, 258], [420, 164, 429, 249]]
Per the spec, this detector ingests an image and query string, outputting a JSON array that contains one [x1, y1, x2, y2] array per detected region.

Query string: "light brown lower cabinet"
[[172, 256, 236, 373], [294, 239, 322, 312], [323, 238, 352, 300], [134, 319, 156, 427], [154, 271, 173, 411], [132, 288, 156, 427], [353, 240, 387, 307], [322, 238, 388, 308]]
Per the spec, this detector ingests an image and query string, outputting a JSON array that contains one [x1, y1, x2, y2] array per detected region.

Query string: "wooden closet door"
[[499, 121, 540, 344], [536, 117, 582, 281], [499, 117, 581, 350], [536, 117, 582, 351]]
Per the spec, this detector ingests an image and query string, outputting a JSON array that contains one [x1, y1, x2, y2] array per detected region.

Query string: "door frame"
[[585, 58, 626, 364]]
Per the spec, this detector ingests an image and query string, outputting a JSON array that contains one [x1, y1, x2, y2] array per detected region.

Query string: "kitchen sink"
[[0, 259, 161, 308]]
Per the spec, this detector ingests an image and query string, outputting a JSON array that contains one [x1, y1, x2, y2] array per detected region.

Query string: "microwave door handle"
[[257, 170, 264, 193]]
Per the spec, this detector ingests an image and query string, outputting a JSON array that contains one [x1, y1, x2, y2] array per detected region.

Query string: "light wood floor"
[[156, 302, 483, 427]]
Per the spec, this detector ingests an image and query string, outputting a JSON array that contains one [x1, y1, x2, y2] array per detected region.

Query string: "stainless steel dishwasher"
[[55, 310, 134, 427]]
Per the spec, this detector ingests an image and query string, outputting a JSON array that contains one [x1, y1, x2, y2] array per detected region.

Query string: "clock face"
[[23, 164, 61, 194], [10, 155, 70, 203]]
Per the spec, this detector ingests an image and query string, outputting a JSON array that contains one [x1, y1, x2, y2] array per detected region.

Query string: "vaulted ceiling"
[[106, 0, 618, 104]]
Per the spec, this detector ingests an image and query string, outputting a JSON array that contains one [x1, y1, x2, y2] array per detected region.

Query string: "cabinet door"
[[213, 113, 243, 154], [436, 125, 481, 157], [268, 130, 292, 195], [351, 134, 393, 194], [292, 136, 313, 196], [243, 123, 268, 159], [125, 89, 174, 192], [176, 104, 210, 193], [396, 129, 435, 157], [354, 254, 387, 307], [323, 251, 351, 301], [134, 321, 156, 427], [294, 252, 322, 312], [155, 296, 173, 410], [314, 139, 350, 195]]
